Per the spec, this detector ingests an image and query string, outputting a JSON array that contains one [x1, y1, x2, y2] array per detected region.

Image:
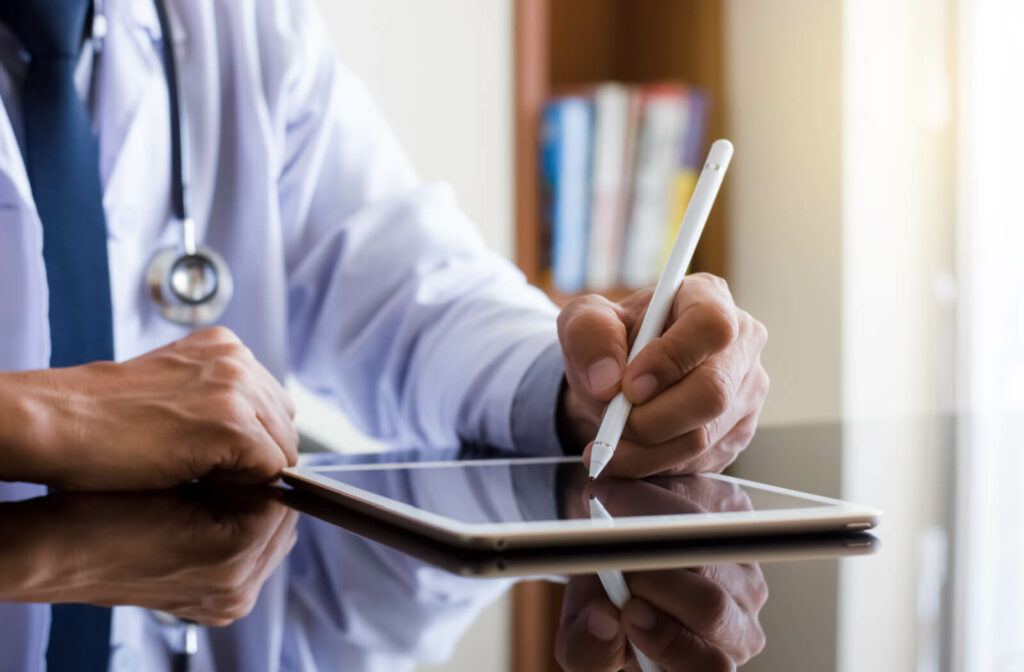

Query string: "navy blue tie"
[[2, 0, 115, 367], [0, 1, 114, 671]]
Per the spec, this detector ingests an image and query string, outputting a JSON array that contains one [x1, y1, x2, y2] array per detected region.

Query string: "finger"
[[621, 598, 736, 672], [204, 419, 288, 484], [625, 314, 766, 444], [558, 295, 630, 400], [584, 477, 708, 517], [685, 411, 760, 475], [584, 433, 710, 479], [610, 357, 766, 477], [250, 506, 299, 585], [690, 563, 769, 615], [649, 475, 752, 514], [557, 577, 630, 672], [253, 388, 300, 468], [626, 570, 758, 663], [622, 275, 742, 405], [245, 356, 299, 466]]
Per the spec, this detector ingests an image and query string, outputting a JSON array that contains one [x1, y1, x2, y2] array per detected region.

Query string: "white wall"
[[724, 0, 844, 426], [314, 0, 514, 256], [291, 0, 515, 453]]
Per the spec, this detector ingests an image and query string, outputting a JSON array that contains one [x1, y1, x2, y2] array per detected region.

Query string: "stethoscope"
[[114, 0, 233, 326]]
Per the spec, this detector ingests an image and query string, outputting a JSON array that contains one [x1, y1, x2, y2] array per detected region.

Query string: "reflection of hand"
[[562, 472, 754, 521], [556, 564, 768, 672], [557, 274, 769, 477], [0, 486, 297, 626], [557, 475, 766, 670], [582, 474, 754, 519]]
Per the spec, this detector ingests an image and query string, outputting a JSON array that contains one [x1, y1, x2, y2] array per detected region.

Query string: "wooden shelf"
[[510, 3, 730, 671], [514, 0, 729, 304]]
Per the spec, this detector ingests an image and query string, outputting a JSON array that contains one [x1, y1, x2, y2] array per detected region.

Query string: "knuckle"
[[754, 578, 770, 609], [735, 422, 757, 451], [658, 331, 696, 378], [699, 367, 734, 418], [756, 366, 771, 397], [747, 624, 768, 660], [750, 315, 769, 347], [224, 595, 257, 622], [696, 589, 734, 640], [691, 424, 714, 455], [558, 294, 612, 330], [693, 301, 739, 348], [706, 273, 730, 293], [651, 622, 696, 665], [706, 647, 736, 672], [201, 325, 240, 344], [211, 391, 253, 426], [211, 357, 248, 384]]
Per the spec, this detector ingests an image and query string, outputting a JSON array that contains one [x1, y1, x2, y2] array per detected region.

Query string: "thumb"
[[557, 295, 629, 401]]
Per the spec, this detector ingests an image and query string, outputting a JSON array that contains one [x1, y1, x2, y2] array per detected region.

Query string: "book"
[[619, 86, 689, 288], [585, 84, 639, 291], [660, 89, 710, 269], [541, 96, 593, 293]]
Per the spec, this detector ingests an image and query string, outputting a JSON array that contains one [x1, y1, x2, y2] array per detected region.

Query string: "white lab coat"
[[0, 1, 565, 669], [0, 0, 559, 450]]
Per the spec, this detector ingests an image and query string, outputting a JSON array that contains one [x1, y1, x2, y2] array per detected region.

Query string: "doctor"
[[0, 0, 768, 488]]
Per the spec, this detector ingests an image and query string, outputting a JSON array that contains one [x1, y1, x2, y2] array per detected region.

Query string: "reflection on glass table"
[[0, 447, 879, 671]]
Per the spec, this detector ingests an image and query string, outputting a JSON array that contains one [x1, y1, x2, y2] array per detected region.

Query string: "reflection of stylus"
[[589, 496, 661, 672]]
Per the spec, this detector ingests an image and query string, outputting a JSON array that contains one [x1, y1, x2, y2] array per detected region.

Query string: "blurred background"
[[291, 0, 1024, 670]]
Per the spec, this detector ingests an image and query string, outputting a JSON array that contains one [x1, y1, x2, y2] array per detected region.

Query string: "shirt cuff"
[[510, 341, 569, 456]]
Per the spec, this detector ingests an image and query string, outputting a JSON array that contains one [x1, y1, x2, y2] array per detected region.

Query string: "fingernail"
[[626, 600, 658, 631], [587, 609, 621, 641], [587, 358, 621, 392], [630, 373, 659, 403]]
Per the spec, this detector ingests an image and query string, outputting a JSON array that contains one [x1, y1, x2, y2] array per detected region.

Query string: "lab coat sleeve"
[[266, 0, 562, 450]]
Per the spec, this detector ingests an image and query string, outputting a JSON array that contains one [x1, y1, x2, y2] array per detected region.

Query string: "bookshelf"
[[514, 0, 728, 307], [511, 2, 729, 670]]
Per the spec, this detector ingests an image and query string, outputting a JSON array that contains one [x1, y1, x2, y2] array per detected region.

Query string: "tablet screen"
[[299, 456, 835, 526]]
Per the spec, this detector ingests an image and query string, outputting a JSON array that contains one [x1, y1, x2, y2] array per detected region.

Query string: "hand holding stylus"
[[557, 143, 769, 479]]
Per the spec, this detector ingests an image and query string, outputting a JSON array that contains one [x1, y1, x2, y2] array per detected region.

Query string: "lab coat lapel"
[[0, 90, 33, 212], [0, 75, 50, 371], [96, 0, 188, 219]]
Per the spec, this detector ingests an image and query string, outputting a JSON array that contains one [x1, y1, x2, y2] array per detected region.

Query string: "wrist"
[[557, 381, 597, 453], [0, 369, 72, 485]]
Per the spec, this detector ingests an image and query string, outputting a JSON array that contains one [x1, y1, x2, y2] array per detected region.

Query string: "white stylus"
[[589, 495, 661, 672], [589, 139, 734, 479]]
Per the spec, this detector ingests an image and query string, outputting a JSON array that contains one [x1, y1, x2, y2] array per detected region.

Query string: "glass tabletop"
[[0, 416, 974, 671]]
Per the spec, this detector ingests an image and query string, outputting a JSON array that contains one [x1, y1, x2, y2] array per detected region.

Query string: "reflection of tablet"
[[285, 488, 880, 577], [282, 456, 881, 551]]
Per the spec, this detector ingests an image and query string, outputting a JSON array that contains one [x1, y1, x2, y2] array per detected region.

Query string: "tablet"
[[285, 487, 880, 577], [282, 455, 881, 551]]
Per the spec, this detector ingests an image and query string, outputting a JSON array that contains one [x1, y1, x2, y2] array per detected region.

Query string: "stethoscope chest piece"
[[146, 237, 233, 326]]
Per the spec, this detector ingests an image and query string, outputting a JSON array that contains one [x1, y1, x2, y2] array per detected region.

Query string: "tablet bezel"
[[281, 456, 882, 551]]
